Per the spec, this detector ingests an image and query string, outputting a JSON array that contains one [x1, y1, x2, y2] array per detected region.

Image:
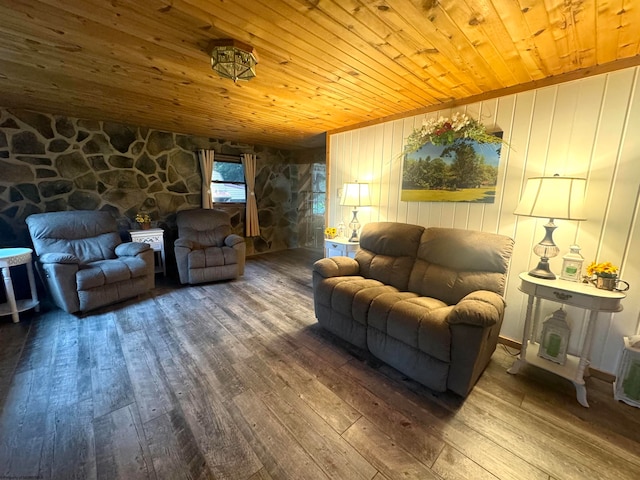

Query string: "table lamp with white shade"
[[340, 181, 371, 242], [514, 175, 587, 279]]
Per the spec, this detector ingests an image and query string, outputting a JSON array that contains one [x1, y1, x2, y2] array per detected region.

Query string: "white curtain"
[[198, 149, 215, 209], [241, 153, 260, 237]]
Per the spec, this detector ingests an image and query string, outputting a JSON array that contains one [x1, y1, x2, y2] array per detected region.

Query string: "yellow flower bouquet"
[[135, 212, 151, 224], [586, 261, 619, 278], [324, 227, 337, 239]]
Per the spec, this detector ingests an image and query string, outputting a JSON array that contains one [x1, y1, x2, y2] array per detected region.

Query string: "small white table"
[[129, 228, 166, 276], [508, 272, 625, 407], [324, 237, 359, 259], [0, 248, 40, 323]]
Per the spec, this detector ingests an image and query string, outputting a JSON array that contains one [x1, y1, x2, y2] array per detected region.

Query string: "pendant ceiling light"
[[209, 39, 258, 82]]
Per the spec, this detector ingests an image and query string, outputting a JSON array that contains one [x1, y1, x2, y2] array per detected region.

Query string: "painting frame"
[[401, 132, 503, 203]]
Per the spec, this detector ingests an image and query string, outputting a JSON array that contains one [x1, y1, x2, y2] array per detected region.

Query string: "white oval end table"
[[0, 247, 40, 323]]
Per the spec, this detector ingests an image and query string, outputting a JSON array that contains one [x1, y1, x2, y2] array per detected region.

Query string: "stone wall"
[[0, 107, 305, 261]]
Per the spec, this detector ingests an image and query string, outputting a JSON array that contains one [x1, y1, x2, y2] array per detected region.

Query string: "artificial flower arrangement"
[[135, 212, 151, 224], [324, 226, 337, 239], [586, 261, 619, 278], [404, 112, 505, 154]]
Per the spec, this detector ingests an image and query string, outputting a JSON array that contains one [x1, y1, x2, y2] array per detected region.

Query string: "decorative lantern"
[[614, 335, 640, 408], [560, 244, 584, 282], [538, 308, 571, 365]]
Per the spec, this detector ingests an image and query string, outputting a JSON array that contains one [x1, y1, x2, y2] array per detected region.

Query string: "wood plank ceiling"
[[0, 0, 639, 149]]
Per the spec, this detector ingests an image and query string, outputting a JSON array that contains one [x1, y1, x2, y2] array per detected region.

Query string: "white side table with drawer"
[[324, 237, 359, 259], [507, 272, 625, 407], [129, 228, 166, 276]]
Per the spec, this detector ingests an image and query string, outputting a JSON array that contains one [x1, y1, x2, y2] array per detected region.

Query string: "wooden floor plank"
[[231, 356, 377, 480], [230, 389, 329, 480], [342, 417, 439, 480], [0, 248, 639, 480], [432, 444, 501, 480], [0, 367, 50, 478], [160, 355, 262, 480], [89, 313, 136, 419], [292, 345, 446, 467], [93, 404, 155, 480], [117, 328, 172, 424], [40, 399, 97, 480], [143, 409, 216, 480]]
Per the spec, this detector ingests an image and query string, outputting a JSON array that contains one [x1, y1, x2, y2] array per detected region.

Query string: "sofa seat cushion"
[[188, 246, 237, 270], [77, 257, 149, 290], [316, 276, 398, 325], [369, 294, 453, 362]]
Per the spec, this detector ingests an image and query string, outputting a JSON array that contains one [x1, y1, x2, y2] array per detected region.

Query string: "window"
[[311, 163, 326, 215], [211, 160, 246, 203]]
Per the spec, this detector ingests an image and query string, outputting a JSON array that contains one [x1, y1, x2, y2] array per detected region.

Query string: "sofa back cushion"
[[408, 227, 514, 305], [176, 208, 232, 248], [26, 210, 121, 264], [356, 222, 424, 291]]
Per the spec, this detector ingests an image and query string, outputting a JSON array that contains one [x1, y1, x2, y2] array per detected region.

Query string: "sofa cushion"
[[331, 279, 397, 325], [356, 222, 424, 291], [408, 227, 514, 305], [369, 293, 452, 362]]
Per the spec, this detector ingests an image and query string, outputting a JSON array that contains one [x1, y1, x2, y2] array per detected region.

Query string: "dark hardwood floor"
[[1, 248, 639, 480]]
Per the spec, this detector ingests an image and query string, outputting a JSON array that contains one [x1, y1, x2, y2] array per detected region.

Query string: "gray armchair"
[[174, 209, 246, 285], [26, 210, 155, 313]]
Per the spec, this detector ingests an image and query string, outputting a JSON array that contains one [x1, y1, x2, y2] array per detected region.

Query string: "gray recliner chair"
[[26, 210, 155, 313], [174, 209, 246, 285]]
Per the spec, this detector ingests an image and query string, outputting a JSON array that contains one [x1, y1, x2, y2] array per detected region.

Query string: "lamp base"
[[528, 259, 556, 279], [348, 208, 360, 243]]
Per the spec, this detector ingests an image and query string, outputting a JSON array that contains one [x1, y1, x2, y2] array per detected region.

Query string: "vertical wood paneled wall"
[[328, 67, 640, 374]]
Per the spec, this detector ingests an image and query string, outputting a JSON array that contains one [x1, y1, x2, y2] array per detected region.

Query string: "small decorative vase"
[[595, 275, 616, 291], [140, 222, 151, 230]]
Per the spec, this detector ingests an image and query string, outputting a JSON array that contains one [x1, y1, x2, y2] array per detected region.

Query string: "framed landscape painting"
[[401, 132, 503, 203]]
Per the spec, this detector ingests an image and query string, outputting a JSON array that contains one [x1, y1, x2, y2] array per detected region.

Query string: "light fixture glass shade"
[[514, 175, 587, 279], [210, 39, 258, 82], [340, 182, 371, 243]]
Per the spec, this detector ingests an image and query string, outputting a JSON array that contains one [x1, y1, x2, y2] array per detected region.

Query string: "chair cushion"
[[26, 210, 121, 264], [187, 246, 237, 269], [180, 225, 232, 248], [176, 209, 233, 248], [76, 257, 150, 290]]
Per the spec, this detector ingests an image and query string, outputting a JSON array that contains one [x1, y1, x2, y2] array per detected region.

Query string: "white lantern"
[[560, 244, 584, 282], [614, 335, 640, 408], [538, 308, 571, 365]]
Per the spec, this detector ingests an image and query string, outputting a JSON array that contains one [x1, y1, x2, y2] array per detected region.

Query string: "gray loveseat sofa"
[[26, 210, 155, 313], [313, 222, 514, 397]]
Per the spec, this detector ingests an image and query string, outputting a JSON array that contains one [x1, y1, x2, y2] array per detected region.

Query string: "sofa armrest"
[[313, 257, 360, 278], [174, 238, 196, 249], [447, 290, 505, 327], [115, 242, 150, 257], [39, 252, 80, 264], [225, 234, 245, 247]]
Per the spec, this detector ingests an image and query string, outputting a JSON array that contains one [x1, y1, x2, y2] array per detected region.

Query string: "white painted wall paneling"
[[328, 67, 640, 374]]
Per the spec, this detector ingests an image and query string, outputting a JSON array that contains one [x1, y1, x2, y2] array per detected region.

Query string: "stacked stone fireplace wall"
[[0, 107, 305, 264]]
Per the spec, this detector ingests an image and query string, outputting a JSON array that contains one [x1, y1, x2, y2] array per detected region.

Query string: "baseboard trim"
[[497, 336, 615, 384]]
